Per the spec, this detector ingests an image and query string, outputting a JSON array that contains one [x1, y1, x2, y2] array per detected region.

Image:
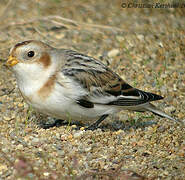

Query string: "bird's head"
[[7, 40, 52, 68], [6, 40, 57, 86]]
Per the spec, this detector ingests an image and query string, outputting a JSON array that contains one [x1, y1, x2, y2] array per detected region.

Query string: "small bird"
[[6, 40, 181, 130]]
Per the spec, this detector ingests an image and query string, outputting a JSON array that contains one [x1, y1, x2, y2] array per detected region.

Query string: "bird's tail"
[[144, 103, 183, 125]]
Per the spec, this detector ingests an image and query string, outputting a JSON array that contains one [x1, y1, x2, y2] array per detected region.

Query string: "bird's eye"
[[27, 51, 35, 57]]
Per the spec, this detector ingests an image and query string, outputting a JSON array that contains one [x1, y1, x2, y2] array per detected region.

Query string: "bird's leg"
[[85, 114, 109, 130], [42, 119, 67, 129]]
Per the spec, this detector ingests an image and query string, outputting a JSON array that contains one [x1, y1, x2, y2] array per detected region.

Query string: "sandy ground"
[[0, 0, 184, 179]]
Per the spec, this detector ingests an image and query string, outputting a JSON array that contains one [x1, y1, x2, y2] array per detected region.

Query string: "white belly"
[[25, 84, 119, 124]]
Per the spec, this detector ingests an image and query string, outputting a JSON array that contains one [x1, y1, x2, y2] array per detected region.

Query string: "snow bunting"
[[6, 40, 181, 130]]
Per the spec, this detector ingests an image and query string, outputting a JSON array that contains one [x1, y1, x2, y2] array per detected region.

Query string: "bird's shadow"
[[39, 118, 157, 131], [100, 120, 157, 131]]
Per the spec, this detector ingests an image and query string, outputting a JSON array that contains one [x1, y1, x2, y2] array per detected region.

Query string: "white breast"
[[25, 81, 119, 124], [14, 63, 120, 124]]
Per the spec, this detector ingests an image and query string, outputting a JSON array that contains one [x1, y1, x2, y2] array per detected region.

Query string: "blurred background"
[[0, 0, 184, 179]]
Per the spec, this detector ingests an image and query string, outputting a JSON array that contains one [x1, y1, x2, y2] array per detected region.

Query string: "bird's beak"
[[6, 56, 19, 67]]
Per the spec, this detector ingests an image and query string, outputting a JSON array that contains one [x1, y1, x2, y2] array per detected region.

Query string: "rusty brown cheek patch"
[[38, 52, 51, 68], [37, 74, 56, 99]]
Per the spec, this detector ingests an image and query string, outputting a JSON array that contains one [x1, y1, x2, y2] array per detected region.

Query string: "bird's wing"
[[58, 50, 163, 108]]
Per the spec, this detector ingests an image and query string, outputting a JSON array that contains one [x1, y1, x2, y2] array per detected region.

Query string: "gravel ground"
[[0, 0, 185, 179]]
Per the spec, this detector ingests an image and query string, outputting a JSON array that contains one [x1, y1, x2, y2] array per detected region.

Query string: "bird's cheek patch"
[[6, 56, 19, 66], [38, 53, 51, 68]]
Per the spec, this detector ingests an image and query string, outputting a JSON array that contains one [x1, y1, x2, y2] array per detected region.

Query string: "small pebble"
[[107, 49, 119, 58], [80, 127, 85, 131], [74, 131, 84, 138], [43, 172, 50, 176], [3, 116, 11, 121], [17, 144, 24, 150]]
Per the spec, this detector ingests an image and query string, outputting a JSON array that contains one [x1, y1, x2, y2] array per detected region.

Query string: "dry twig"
[[0, 15, 122, 33]]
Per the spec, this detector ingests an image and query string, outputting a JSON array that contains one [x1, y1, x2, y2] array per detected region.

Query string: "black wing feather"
[[107, 89, 163, 106], [76, 99, 94, 108]]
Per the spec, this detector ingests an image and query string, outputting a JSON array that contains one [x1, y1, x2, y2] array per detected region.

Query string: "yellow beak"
[[6, 56, 19, 66]]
